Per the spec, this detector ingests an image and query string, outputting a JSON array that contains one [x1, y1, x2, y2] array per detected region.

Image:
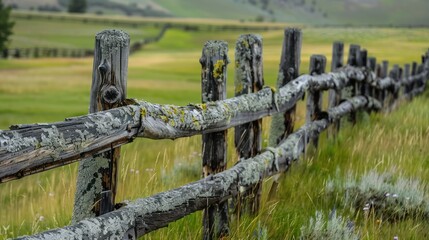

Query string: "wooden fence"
[[0, 28, 428, 240], [0, 25, 169, 60]]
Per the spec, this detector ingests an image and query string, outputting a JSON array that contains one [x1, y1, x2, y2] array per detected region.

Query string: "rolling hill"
[[4, 0, 429, 26]]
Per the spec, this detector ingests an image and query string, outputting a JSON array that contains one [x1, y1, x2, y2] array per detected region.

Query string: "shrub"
[[300, 210, 359, 240], [327, 170, 429, 221]]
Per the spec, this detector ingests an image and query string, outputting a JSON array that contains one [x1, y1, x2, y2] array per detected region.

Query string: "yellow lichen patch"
[[235, 83, 243, 94], [242, 40, 249, 48], [213, 60, 225, 79], [192, 116, 201, 130], [201, 104, 207, 111], [223, 103, 231, 111], [169, 120, 176, 127], [160, 115, 168, 123], [140, 107, 147, 117]]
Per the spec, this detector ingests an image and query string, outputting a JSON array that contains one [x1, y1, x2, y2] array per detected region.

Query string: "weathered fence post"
[[410, 61, 417, 99], [24, 48, 31, 58], [403, 64, 411, 100], [14, 49, 21, 58], [380, 60, 389, 110], [359, 49, 369, 95], [234, 34, 264, 215], [2, 49, 8, 59], [34, 47, 40, 58], [200, 40, 229, 240], [389, 64, 400, 110], [344, 44, 360, 124], [268, 28, 302, 200], [73, 30, 130, 223], [368, 57, 377, 100], [327, 42, 344, 139], [306, 55, 326, 149]]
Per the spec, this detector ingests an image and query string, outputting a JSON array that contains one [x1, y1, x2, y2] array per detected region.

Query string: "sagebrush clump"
[[299, 210, 359, 240], [327, 170, 429, 221]]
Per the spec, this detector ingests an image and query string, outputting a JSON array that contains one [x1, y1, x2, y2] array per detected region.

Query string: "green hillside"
[[5, 0, 429, 26]]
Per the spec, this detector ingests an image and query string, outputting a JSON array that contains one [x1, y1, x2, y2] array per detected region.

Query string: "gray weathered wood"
[[403, 64, 411, 84], [359, 50, 369, 97], [345, 44, 361, 124], [379, 60, 389, 107], [200, 40, 229, 240], [306, 54, 326, 149], [73, 29, 130, 222], [15, 96, 381, 240], [367, 57, 377, 100], [268, 28, 302, 200], [327, 42, 344, 139], [269, 28, 302, 146], [368, 58, 376, 72], [1, 66, 425, 183], [388, 64, 400, 110], [234, 34, 264, 215], [375, 63, 383, 104], [403, 64, 411, 99], [410, 62, 418, 99]]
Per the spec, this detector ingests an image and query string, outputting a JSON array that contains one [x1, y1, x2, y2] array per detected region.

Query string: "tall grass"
[[0, 19, 428, 239]]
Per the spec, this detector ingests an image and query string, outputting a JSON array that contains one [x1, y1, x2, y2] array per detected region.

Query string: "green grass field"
[[7, 0, 429, 26], [0, 15, 429, 239]]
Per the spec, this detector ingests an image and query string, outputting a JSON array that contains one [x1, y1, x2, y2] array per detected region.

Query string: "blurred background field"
[[1, 1, 429, 239]]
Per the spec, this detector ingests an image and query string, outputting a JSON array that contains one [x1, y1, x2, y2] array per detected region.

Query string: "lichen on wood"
[[269, 28, 302, 147], [96, 29, 130, 57], [200, 40, 230, 239], [0, 67, 426, 183], [234, 34, 264, 214], [74, 29, 131, 222], [17, 96, 381, 240]]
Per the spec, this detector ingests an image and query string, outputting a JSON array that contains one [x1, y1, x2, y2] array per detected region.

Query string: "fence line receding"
[[0, 27, 428, 240]]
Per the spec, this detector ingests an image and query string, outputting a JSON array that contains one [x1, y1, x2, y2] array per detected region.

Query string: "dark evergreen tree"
[[0, 0, 14, 52], [68, 0, 87, 13]]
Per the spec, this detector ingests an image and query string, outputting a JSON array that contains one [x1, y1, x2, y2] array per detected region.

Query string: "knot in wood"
[[102, 86, 121, 104], [98, 62, 110, 75]]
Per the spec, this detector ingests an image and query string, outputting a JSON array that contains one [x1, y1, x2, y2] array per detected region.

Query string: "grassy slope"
[[315, 0, 429, 26], [8, 0, 429, 25], [9, 17, 159, 49], [109, 0, 429, 25], [0, 17, 429, 239]]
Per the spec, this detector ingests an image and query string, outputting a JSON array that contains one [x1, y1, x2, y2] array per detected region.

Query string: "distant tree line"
[[0, 0, 14, 52], [68, 0, 87, 13]]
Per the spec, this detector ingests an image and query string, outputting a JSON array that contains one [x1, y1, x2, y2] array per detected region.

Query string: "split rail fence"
[[1, 24, 169, 60], [0, 28, 428, 240]]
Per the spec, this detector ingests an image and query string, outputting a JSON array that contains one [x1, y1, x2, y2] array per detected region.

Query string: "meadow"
[[0, 15, 429, 239]]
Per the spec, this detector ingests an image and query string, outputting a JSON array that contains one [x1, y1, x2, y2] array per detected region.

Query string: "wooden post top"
[[96, 30, 130, 57]]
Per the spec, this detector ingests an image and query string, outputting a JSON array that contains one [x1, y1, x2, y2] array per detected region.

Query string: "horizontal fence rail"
[[15, 96, 382, 240], [1, 27, 428, 240], [1, 66, 427, 183]]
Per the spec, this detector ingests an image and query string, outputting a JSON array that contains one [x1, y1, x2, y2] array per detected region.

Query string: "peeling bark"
[[0, 67, 427, 183], [15, 96, 381, 240]]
